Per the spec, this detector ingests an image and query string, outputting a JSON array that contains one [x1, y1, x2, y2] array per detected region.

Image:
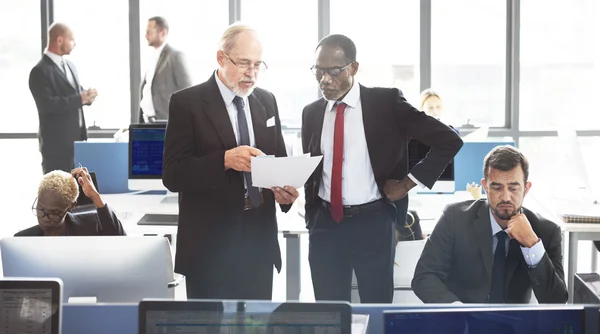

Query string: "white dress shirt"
[[214, 71, 255, 191], [140, 42, 167, 118], [490, 210, 545, 267], [318, 82, 381, 205], [318, 82, 426, 205]]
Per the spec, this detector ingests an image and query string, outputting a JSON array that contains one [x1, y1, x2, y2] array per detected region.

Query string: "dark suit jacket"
[[412, 200, 568, 304], [15, 205, 125, 236], [138, 44, 192, 122], [29, 55, 88, 155], [162, 74, 290, 279], [301, 85, 463, 226]]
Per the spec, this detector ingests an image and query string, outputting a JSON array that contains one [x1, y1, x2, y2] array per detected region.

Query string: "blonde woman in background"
[[420, 88, 444, 118], [420, 88, 459, 134]]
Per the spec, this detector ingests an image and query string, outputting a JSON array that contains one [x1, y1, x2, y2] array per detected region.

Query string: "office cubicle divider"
[[74, 141, 131, 193]]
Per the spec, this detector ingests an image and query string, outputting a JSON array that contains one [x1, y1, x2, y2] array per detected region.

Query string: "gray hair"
[[219, 22, 257, 54]]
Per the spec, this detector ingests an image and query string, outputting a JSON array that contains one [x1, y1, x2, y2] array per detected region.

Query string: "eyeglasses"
[[31, 197, 69, 221], [223, 53, 268, 73], [310, 62, 355, 78]]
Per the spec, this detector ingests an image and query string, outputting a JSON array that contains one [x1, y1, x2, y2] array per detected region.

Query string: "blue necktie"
[[232, 96, 260, 208], [489, 231, 507, 303]]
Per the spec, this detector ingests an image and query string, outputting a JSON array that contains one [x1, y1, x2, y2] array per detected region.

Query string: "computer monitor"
[[408, 138, 455, 194], [128, 123, 167, 191], [138, 300, 352, 334], [1, 236, 177, 303], [0, 278, 63, 334], [384, 307, 586, 334]]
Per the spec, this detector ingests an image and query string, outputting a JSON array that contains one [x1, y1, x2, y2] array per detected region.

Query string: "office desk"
[[526, 194, 600, 303], [102, 192, 468, 301], [102, 192, 307, 301]]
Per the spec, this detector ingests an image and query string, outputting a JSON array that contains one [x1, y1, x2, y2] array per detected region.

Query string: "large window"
[[520, 0, 600, 130], [242, 0, 318, 128], [140, 0, 229, 87], [431, 0, 506, 127], [54, 0, 130, 129], [330, 0, 420, 106], [519, 136, 600, 200], [0, 2, 41, 133]]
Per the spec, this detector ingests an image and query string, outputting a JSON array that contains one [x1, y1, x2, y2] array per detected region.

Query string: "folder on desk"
[[557, 199, 600, 223]]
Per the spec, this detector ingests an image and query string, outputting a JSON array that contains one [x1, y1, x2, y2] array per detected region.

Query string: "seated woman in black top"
[[15, 167, 126, 236]]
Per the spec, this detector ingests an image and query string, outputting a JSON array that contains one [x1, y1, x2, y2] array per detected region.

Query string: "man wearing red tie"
[[301, 34, 463, 303]]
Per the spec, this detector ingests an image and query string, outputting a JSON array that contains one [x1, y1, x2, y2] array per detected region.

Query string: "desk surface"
[[103, 191, 479, 236]]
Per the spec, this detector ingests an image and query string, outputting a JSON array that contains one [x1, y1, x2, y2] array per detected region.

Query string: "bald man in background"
[[29, 22, 97, 173]]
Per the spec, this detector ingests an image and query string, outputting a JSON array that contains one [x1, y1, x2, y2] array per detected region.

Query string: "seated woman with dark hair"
[[16, 167, 126, 236]]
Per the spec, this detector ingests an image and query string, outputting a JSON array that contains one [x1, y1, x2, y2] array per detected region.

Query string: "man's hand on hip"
[[383, 178, 417, 201], [224, 145, 265, 172]]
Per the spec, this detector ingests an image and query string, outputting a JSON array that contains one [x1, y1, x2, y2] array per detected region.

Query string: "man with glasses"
[[15, 168, 125, 236], [162, 23, 298, 300], [301, 34, 463, 303]]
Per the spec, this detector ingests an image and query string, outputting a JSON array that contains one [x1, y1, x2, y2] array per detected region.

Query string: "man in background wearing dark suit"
[[29, 23, 97, 174], [162, 23, 299, 300], [138, 16, 192, 123], [301, 34, 463, 303], [412, 145, 567, 304]]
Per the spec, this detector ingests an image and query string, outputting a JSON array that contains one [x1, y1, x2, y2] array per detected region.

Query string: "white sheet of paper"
[[352, 314, 369, 334], [251, 155, 323, 189]]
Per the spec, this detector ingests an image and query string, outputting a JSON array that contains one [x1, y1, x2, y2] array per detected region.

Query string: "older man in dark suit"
[[412, 145, 567, 304], [29, 23, 97, 174], [162, 23, 299, 300]]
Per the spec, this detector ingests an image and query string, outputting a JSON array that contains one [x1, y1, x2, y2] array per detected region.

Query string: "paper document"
[[352, 314, 369, 334], [251, 155, 323, 189]]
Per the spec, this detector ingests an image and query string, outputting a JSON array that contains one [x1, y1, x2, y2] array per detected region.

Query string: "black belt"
[[319, 199, 387, 218]]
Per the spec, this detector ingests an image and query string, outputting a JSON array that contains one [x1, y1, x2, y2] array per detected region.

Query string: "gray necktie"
[[61, 59, 68, 75], [232, 96, 260, 208]]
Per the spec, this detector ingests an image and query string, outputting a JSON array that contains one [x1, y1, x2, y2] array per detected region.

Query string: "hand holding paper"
[[251, 155, 323, 189], [272, 186, 299, 204], [224, 145, 265, 172]]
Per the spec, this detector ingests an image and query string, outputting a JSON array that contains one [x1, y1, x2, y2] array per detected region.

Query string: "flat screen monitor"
[[408, 138, 455, 194], [1, 236, 175, 303], [384, 307, 586, 334], [138, 300, 352, 334], [128, 123, 167, 192], [0, 278, 63, 334]]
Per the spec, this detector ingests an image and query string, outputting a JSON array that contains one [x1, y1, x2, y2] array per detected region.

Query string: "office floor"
[[0, 138, 598, 303]]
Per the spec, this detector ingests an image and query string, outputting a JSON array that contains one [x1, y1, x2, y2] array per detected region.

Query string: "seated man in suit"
[[16, 167, 126, 236], [412, 145, 567, 304]]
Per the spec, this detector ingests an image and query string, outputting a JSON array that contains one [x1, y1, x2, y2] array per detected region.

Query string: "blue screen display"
[[131, 128, 165, 176], [384, 309, 583, 334]]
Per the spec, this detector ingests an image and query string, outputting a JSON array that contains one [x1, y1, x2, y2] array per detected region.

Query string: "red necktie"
[[330, 102, 346, 223]]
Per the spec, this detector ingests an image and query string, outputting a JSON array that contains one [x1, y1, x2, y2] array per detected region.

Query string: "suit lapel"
[[248, 94, 268, 151], [45, 56, 74, 90], [473, 201, 494, 279], [504, 236, 523, 291], [311, 99, 327, 156], [203, 75, 237, 150], [154, 45, 169, 77], [359, 85, 380, 179]]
